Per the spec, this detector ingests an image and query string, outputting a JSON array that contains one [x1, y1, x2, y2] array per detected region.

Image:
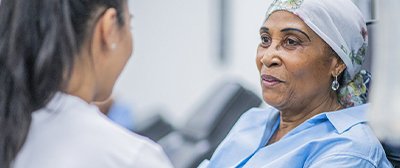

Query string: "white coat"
[[14, 93, 173, 168]]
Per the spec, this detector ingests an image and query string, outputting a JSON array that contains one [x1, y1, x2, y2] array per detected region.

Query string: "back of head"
[[0, 0, 125, 167]]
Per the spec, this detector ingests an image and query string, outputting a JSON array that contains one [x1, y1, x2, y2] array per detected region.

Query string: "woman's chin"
[[262, 95, 284, 108]]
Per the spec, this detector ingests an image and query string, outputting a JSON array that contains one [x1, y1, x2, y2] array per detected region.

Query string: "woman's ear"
[[97, 8, 120, 51], [331, 56, 347, 76]]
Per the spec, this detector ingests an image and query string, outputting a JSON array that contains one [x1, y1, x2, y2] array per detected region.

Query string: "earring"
[[111, 43, 117, 50], [331, 75, 340, 91]]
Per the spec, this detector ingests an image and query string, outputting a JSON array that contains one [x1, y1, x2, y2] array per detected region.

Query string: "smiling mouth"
[[261, 74, 283, 87]]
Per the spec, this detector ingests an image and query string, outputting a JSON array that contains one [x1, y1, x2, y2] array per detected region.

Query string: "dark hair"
[[0, 0, 126, 167]]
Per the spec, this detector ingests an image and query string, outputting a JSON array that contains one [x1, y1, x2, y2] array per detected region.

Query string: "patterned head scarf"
[[265, 0, 371, 108]]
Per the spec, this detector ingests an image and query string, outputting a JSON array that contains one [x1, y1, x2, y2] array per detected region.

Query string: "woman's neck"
[[64, 57, 97, 103], [267, 94, 342, 145]]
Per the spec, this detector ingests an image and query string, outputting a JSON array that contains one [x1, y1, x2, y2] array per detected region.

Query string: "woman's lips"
[[261, 74, 283, 87]]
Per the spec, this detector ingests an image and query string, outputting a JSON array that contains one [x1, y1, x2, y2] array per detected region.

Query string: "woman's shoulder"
[[306, 126, 391, 168], [19, 95, 172, 168], [307, 104, 390, 167], [323, 122, 386, 157], [69, 106, 171, 165]]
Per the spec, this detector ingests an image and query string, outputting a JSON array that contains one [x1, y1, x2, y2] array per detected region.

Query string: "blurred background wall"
[[369, 0, 400, 147], [114, 0, 271, 128]]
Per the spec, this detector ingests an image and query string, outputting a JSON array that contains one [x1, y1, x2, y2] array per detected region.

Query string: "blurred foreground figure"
[[0, 0, 172, 168]]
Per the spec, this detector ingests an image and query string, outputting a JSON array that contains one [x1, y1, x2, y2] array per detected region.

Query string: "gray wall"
[[115, 0, 271, 127], [369, 0, 400, 146]]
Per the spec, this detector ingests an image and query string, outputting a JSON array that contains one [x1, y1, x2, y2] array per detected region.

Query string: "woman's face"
[[256, 11, 339, 111]]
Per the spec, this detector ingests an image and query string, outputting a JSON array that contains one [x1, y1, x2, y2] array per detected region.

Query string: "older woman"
[[199, 0, 393, 167]]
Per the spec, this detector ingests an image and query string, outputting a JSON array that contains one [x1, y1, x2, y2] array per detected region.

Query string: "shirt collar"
[[324, 103, 369, 134], [45, 92, 98, 113]]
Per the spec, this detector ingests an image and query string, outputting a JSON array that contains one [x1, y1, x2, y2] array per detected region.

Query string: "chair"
[[381, 142, 400, 168], [157, 81, 262, 168]]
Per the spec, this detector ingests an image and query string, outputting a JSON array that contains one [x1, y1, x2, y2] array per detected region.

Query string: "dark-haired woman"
[[0, 0, 173, 167]]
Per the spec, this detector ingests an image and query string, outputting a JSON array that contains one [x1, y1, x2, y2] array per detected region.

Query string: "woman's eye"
[[285, 38, 301, 46], [260, 36, 271, 47]]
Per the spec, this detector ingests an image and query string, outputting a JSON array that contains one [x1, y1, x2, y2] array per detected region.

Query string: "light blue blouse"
[[200, 104, 393, 168]]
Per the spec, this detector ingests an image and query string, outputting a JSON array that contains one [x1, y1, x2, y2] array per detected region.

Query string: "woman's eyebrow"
[[260, 27, 269, 34], [281, 28, 311, 41]]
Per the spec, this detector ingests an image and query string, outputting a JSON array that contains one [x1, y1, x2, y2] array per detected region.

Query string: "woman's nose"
[[260, 43, 282, 68]]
